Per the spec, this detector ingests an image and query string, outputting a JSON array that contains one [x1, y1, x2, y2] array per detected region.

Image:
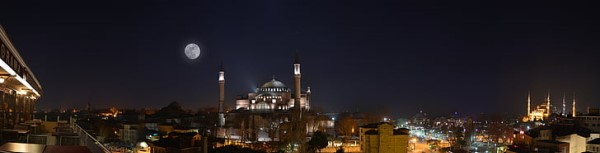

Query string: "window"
[[257, 102, 270, 110]]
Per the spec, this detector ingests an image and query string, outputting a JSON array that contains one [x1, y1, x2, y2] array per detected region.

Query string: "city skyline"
[[2, 1, 600, 117]]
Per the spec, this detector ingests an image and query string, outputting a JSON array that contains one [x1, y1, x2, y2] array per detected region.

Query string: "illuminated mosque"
[[215, 55, 317, 142], [234, 77, 311, 111], [523, 91, 577, 122]]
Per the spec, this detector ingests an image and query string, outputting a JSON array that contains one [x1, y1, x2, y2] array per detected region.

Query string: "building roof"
[[589, 138, 600, 144], [413, 111, 427, 119], [261, 78, 286, 88], [526, 125, 591, 138], [394, 128, 410, 135], [537, 140, 567, 144], [360, 122, 393, 128], [0, 25, 43, 97], [364, 128, 409, 135], [361, 123, 409, 135]]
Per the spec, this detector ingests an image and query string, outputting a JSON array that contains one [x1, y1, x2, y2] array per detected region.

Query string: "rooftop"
[[589, 138, 600, 144]]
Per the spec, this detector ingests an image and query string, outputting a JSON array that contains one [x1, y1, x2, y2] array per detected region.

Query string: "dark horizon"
[[2, 1, 600, 118]]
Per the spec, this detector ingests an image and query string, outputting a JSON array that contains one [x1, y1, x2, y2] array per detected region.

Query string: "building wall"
[[513, 132, 534, 148], [535, 141, 569, 153], [235, 99, 249, 110], [577, 116, 600, 133], [587, 144, 600, 153], [538, 129, 553, 140], [556, 134, 587, 153], [236, 91, 310, 111], [365, 134, 379, 153], [119, 124, 139, 143], [362, 124, 409, 153], [359, 126, 376, 152]]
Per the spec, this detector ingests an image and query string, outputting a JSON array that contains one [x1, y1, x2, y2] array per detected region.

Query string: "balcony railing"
[[70, 121, 111, 153]]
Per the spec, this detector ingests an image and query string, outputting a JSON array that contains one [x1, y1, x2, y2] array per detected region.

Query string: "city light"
[[0, 2, 597, 153]]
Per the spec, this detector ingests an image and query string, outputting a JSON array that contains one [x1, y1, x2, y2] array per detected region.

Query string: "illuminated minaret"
[[218, 63, 225, 127], [306, 86, 311, 110], [290, 54, 304, 148], [527, 91, 531, 117], [562, 92, 566, 116], [572, 94, 576, 117], [546, 90, 551, 116], [293, 54, 302, 113]]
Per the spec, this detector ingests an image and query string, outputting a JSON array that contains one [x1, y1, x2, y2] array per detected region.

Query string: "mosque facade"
[[215, 55, 317, 143]]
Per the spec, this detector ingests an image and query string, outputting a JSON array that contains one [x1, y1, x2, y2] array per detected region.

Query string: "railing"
[[71, 120, 111, 153]]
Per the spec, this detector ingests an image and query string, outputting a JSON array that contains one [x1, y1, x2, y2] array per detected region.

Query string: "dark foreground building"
[[0, 25, 43, 129]]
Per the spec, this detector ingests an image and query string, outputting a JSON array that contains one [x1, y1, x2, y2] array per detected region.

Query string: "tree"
[[334, 114, 356, 140], [447, 126, 465, 151], [335, 146, 344, 153], [307, 131, 329, 153]]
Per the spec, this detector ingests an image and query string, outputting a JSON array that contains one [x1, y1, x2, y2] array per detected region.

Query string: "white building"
[[556, 133, 588, 153], [588, 138, 600, 153]]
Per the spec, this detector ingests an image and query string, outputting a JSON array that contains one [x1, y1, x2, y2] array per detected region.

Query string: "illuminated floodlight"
[[139, 142, 148, 148], [17, 90, 27, 95]]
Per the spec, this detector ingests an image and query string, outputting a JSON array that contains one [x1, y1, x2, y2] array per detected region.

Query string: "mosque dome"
[[257, 92, 277, 97], [414, 110, 427, 119], [261, 78, 286, 88]]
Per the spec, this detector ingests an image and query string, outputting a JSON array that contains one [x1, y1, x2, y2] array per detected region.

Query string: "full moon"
[[184, 43, 200, 60]]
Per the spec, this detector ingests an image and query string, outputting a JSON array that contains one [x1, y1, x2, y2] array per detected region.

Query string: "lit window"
[[257, 102, 270, 110]]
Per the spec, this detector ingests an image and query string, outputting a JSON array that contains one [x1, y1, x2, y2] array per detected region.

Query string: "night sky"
[[1, 1, 600, 117]]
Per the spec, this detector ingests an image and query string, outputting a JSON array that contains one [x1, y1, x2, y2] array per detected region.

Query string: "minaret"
[[562, 92, 566, 116], [546, 90, 551, 116], [572, 94, 576, 117], [527, 91, 531, 117], [218, 63, 225, 127], [306, 86, 311, 110], [290, 54, 304, 150], [293, 54, 302, 113]]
